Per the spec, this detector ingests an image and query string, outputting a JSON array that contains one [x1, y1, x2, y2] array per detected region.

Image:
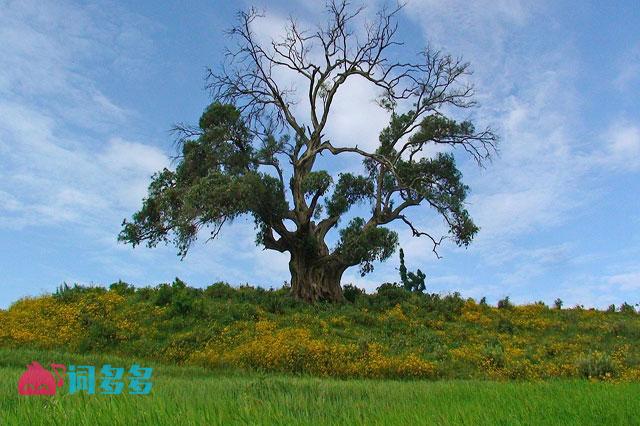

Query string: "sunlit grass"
[[1, 349, 639, 425]]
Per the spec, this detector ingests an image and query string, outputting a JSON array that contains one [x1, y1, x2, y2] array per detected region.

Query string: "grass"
[[3, 282, 640, 380], [1, 348, 640, 425]]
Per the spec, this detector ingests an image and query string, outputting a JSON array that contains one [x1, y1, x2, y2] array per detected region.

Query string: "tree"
[[398, 248, 426, 293], [119, 1, 497, 303]]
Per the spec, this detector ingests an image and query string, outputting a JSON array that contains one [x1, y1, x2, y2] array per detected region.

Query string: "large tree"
[[119, 1, 497, 303]]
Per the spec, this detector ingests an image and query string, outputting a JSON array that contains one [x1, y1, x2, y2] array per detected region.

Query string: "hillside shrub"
[[342, 284, 365, 303], [373, 283, 411, 307], [3, 281, 640, 381], [577, 352, 616, 379], [497, 297, 513, 310]]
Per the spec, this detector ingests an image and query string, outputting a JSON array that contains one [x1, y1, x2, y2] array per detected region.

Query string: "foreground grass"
[[2, 349, 639, 425]]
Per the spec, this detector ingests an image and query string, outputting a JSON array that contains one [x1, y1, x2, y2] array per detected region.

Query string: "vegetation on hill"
[[1, 280, 639, 381]]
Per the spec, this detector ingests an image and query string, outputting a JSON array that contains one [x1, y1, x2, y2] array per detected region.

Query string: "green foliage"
[[395, 153, 478, 247], [577, 352, 617, 379], [204, 282, 236, 299], [78, 318, 118, 352], [408, 115, 476, 147], [154, 283, 174, 306], [620, 302, 637, 315], [119, 103, 289, 258], [109, 280, 135, 296], [483, 340, 505, 368], [342, 284, 365, 303], [301, 171, 333, 197], [151, 278, 205, 317], [196, 102, 254, 175], [325, 173, 374, 218], [335, 217, 398, 275], [534, 301, 548, 309], [377, 112, 415, 155], [53, 282, 106, 302], [497, 297, 514, 310], [372, 283, 411, 307], [426, 292, 465, 319], [398, 248, 426, 292], [554, 298, 563, 309], [496, 318, 515, 334]]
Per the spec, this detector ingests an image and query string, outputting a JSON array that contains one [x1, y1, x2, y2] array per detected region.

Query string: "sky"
[[0, 0, 639, 309]]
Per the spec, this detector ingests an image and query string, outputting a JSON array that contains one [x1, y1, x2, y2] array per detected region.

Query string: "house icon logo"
[[17, 362, 66, 396]]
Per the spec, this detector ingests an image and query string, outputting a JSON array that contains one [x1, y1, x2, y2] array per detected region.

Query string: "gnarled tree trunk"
[[289, 252, 345, 303]]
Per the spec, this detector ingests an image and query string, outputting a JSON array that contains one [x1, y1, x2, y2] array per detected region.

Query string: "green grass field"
[[3, 284, 640, 424], [2, 349, 639, 425]]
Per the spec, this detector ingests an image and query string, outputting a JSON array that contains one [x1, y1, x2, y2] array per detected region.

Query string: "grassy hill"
[[1, 280, 640, 381]]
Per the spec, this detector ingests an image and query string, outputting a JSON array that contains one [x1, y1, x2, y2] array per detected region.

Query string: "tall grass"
[[1, 349, 639, 425]]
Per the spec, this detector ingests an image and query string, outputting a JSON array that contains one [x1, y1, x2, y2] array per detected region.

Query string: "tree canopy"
[[119, 1, 497, 302]]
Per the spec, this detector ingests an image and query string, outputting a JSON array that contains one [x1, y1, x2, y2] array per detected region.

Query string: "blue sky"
[[1, 0, 638, 309]]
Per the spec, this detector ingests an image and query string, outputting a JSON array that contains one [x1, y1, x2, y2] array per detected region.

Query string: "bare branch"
[[203, 0, 494, 260], [398, 215, 445, 259]]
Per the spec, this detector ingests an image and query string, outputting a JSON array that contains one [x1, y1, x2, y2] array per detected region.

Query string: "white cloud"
[[322, 76, 390, 152], [555, 270, 640, 309], [398, 1, 594, 248], [615, 43, 640, 90], [607, 272, 640, 292], [594, 122, 640, 171], [0, 0, 168, 229], [0, 191, 23, 212], [100, 138, 169, 176]]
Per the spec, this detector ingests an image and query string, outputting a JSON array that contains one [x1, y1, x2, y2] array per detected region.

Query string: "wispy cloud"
[[0, 0, 167, 230], [614, 43, 640, 90], [595, 121, 640, 172]]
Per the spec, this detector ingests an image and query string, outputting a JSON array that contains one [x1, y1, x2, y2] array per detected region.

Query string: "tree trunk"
[[289, 252, 345, 303]]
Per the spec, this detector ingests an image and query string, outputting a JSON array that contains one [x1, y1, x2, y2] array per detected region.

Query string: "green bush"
[[77, 317, 118, 352], [172, 291, 198, 315], [109, 280, 135, 296], [483, 340, 505, 368], [8, 278, 640, 381], [342, 284, 365, 303], [620, 302, 637, 315], [154, 283, 174, 306], [496, 318, 515, 334], [264, 292, 288, 314], [53, 282, 105, 302], [577, 352, 616, 379], [497, 296, 513, 310], [373, 283, 410, 307], [204, 282, 236, 299]]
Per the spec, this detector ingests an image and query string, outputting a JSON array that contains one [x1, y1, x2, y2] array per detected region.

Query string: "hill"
[[1, 280, 639, 381]]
